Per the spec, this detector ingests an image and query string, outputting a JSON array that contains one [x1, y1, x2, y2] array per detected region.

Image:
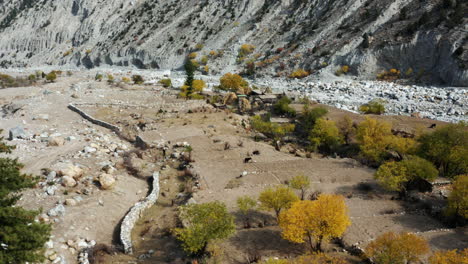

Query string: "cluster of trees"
[[175, 174, 354, 261], [179, 59, 206, 99], [250, 97, 467, 220], [0, 130, 51, 263]]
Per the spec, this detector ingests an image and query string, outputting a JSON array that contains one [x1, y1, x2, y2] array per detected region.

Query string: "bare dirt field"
[[1, 72, 466, 264]]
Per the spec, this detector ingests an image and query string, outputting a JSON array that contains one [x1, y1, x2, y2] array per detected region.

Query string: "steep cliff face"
[[0, 0, 466, 86]]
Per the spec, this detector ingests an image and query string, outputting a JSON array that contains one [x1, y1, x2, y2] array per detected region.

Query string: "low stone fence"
[[67, 104, 121, 132], [120, 172, 160, 254]]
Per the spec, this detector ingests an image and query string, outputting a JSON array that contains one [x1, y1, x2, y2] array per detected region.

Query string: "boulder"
[[65, 198, 77, 206], [8, 126, 28, 140], [61, 165, 84, 179], [61, 176, 77, 187], [48, 137, 65, 147], [47, 204, 66, 217], [99, 173, 116, 190]]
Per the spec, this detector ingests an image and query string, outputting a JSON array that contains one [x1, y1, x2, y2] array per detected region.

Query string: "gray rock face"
[[0, 0, 466, 86]]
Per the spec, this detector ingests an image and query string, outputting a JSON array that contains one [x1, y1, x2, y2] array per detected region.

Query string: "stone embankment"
[[120, 172, 160, 254], [68, 104, 121, 132]]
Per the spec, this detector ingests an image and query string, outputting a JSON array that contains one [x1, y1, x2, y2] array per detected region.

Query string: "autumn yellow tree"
[[429, 248, 468, 264], [289, 175, 310, 200], [365, 232, 430, 264], [356, 117, 393, 164], [259, 185, 299, 220], [237, 195, 257, 227], [279, 195, 351, 252], [309, 118, 344, 153], [446, 174, 468, 219], [219, 73, 250, 94]]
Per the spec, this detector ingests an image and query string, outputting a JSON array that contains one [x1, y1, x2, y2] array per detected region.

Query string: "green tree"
[[359, 99, 386, 115], [174, 201, 235, 255], [374, 156, 438, 192], [0, 130, 51, 263], [289, 175, 310, 200], [259, 185, 299, 220], [297, 106, 328, 137], [184, 59, 196, 97], [273, 96, 296, 117], [418, 123, 467, 177], [309, 118, 343, 153], [446, 174, 468, 219]]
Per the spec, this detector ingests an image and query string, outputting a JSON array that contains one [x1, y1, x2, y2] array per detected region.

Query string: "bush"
[[273, 96, 296, 117], [45, 71, 57, 82], [95, 73, 103, 81], [121, 77, 131, 83], [446, 174, 467, 219], [251, 116, 295, 141], [107, 74, 114, 83], [359, 99, 386, 115], [296, 106, 328, 136], [430, 248, 468, 264], [239, 44, 255, 57], [219, 73, 250, 94], [132, 75, 144, 84], [289, 69, 309, 79], [375, 156, 438, 192], [377, 68, 400, 81], [195, 43, 204, 50], [309, 118, 344, 153], [417, 123, 467, 177], [28, 74, 36, 81], [188, 52, 198, 59], [158, 78, 172, 88], [335, 65, 350, 76], [366, 232, 429, 264]]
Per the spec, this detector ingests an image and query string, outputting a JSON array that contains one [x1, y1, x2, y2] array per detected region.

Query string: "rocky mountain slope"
[[0, 0, 467, 86]]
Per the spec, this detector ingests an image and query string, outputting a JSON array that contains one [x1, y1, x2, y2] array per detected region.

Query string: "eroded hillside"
[[0, 0, 467, 85]]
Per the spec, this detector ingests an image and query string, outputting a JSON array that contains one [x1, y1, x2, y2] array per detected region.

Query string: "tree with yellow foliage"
[[279, 195, 351, 252], [429, 248, 468, 264], [309, 118, 344, 153], [262, 253, 349, 264], [446, 174, 468, 219], [219, 73, 250, 94], [289, 175, 310, 200], [188, 52, 198, 59], [365, 232, 430, 264], [259, 185, 299, 220], [289, 69, 309, 79]]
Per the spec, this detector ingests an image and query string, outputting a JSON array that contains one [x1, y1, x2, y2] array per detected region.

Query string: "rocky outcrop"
[[0, 0, 466, 86], [120, 172, 160, 254]]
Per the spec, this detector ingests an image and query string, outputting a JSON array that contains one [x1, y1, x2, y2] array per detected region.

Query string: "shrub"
[[250, 116, 295, 141], [195, 43, 204, 51], [107, 74, 114, 83], [377, 68, 401, 81], [132, 75, 144, 84], [359, 99, 386, 115], [28, 74, 36, 81], [296, 106, 328, 136], [209, 50, 218, 57], [200, 55, 208, 65], [417, 123, 467, 177], [335, 65, 350, 76], [63, 49, 73, 57], [365, 232, 429, 264], [219, 73, 250, 94], [239, 44, 255, 57], [309, 118, 344, 153], [45, 71, 57, 82], [273, 96, 296, 117], [430, 248, 468, 264], [158, 78, 172, 88], [174, 202, 235, 255], [95, 73, 103, 81], [289, 69, 309, 79], [375, 156, 438, 192], [121, 77, 131, 83], [445, 174, 467, 219], [188, 52, 198, 59]]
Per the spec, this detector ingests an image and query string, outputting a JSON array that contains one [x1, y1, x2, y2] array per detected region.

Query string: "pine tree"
[[0, 130, 51, 263], [184, 59, 196, 98]]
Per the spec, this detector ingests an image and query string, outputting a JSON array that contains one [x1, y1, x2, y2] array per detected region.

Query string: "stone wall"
[[68, 104, 121, 132], [120, 172, 160, 254]]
